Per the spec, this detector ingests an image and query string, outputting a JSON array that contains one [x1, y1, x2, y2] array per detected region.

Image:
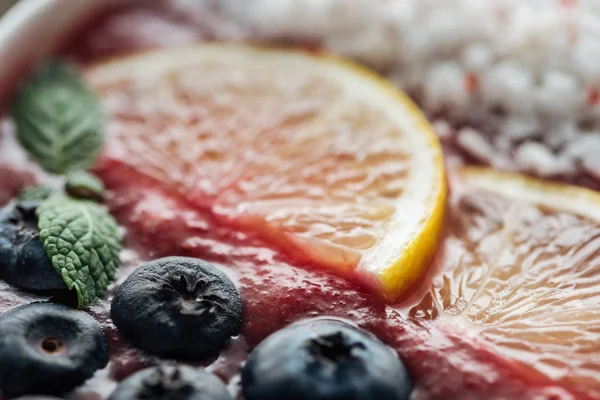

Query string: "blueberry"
[[109, 364, 232, 400], [0, 204, 66, 292], [242, 318, 412, 400], [111, 256, 242, 360], [15, 199, 45, 222], [0, 302, 108, 398]]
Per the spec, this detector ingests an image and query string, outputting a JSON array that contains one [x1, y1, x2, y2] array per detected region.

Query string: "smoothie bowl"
[[0, 1, 599, 399]]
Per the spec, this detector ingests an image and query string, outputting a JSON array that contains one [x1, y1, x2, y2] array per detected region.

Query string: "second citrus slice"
[[411, 167, 600, 398]]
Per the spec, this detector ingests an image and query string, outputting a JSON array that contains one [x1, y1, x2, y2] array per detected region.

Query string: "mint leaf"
[[18, 185, 55, 202], [66, 171, 105, 201], [11, 62, 105, 174], [37, 196, 120, 308]]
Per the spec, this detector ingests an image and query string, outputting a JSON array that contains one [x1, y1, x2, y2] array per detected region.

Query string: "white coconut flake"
[[516, 142, 574, 177], [480, 61, 535, 115], [461, 44, 494, 73], [583, 158, 600, 181], [502, 116, 540, 141], [456, 128, 495, 164], [433, 120, 452, 140], [424, 62, 470, 112], [537, 70, 583, 118], [547, 121, 579, 150], [563, 134, 600, 160]]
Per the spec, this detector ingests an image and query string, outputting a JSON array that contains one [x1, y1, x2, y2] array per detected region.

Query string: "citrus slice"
[[411, 167, 600, 397], [85, 44, 446, 299]]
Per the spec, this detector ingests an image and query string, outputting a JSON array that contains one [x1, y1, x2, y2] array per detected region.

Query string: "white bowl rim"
[[0, 0, 112, 104]]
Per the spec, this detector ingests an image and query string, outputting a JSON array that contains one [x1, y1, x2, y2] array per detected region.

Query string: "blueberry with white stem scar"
[[111, 257, 242, 360], [0, 302, 108, 398], [109, 364, 232, 400], [242, 318, 412, 400], [0, 203, 66, 292]]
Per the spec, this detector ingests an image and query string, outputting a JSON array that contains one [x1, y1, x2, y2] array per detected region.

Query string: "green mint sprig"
[[66, 171, 105, 201], [11, 62, 105, 174], [37, 197, 120, 308], [11, 60, 120, 308], [17, 185, 54, 203]]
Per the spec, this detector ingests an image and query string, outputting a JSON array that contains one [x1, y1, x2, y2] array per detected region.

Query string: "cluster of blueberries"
[[0, 199, 412, 399]]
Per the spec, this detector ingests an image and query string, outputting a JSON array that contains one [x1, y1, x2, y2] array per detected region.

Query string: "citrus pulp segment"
[[85, 44, 446, 299], [411, 167, 600, 397]]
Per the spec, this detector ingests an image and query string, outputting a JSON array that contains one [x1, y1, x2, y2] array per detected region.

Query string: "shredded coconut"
[[516, 142, 574, 177]]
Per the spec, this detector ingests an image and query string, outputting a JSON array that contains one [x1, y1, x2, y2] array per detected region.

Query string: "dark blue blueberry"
[[242, 318, 412, 400], [0, 302, 108, 398], [111, 257, 242, 360], [0, 203, 66, 292], [109, 365, 232, 400]]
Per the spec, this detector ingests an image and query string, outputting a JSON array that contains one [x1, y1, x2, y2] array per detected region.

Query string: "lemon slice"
[[412, 166, 600, 397], [85, 44, 446, 299]]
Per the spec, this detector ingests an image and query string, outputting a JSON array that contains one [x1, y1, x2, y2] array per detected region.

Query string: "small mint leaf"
[[65, 171, 105, 201], [37, 196, 121, 308], [18, 185, 55, 202], [11, 61, 105, 174]]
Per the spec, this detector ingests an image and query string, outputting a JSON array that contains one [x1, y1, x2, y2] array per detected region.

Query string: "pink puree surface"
[[0, 151, 587, 400], [0, 2, 595, 400]]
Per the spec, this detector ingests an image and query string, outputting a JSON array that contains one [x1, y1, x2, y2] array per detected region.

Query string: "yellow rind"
[[459, 166, 600, 222], [314, 51, 447, 300]]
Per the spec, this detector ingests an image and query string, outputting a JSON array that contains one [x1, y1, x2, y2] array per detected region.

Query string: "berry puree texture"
[[0, 2, 598, 400]]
